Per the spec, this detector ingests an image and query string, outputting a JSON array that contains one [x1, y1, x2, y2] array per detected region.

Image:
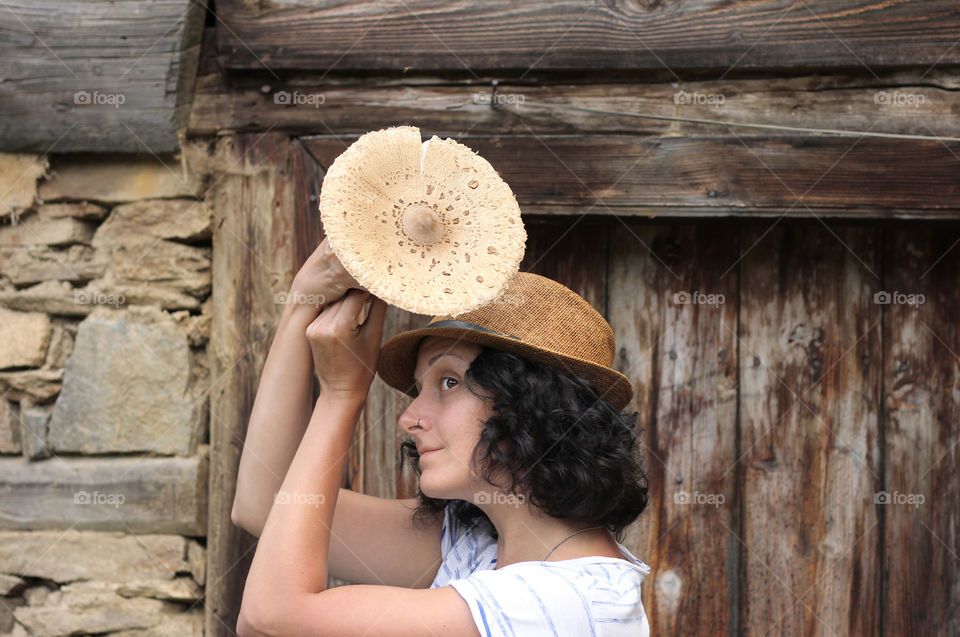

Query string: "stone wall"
[[0, 152, 211, 636]]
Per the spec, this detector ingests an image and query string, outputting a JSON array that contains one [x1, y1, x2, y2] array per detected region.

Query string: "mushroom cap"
[[319, 126, 527, 316]]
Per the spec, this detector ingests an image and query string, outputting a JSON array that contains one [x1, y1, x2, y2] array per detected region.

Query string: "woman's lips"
[[419, 448, 441, 457]]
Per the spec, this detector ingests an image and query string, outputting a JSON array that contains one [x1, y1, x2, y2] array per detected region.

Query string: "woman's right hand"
[[286, 237, 367, 312]]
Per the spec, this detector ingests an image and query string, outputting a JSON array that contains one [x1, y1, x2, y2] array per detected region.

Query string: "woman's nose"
[[397, 405, 424, 433]]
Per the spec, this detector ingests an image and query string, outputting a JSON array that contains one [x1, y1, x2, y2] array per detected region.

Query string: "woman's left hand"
[[305, 288, 388, 404]]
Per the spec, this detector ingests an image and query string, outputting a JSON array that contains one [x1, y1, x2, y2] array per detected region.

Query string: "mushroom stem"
[[401, 204, 444, 245]]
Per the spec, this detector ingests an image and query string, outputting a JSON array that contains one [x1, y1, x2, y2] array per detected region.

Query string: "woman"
[[234, 238, 652, 636]]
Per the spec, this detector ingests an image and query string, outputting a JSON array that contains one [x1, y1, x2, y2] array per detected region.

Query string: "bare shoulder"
[[247, 584, 480, 637]]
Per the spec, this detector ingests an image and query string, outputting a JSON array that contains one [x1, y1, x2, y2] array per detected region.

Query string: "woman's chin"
[[419, 474, 459, 501], [419, 480, 445, 500]]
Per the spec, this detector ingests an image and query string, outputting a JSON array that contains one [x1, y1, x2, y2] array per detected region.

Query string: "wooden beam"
[[214, 0, 960, 72], [0, 0, 206, 153], [187, 71, 960, 140], [205, 132, 302, 636], [301, 135, 960, 218]]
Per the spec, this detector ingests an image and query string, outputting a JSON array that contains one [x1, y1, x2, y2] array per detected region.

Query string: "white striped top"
[[430, 503, 653, 636]]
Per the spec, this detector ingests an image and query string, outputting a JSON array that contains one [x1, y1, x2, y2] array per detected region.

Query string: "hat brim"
[[376, 321, 634, 410]]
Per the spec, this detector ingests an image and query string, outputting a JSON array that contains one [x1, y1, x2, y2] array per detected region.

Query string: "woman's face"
[[397, 336, 492, 500]]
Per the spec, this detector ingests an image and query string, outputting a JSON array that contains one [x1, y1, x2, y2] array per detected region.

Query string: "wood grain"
[[303, 135, 960, 218], [206, 133, 301, 636], [188, 71, 960, 141], [738, 221, 881, 635], [609, 219, 740, 635], [883, 223, 960, 635], [0, 0, 205, 153], [214, 0, 960, 72], [520, 216, 608, 312]]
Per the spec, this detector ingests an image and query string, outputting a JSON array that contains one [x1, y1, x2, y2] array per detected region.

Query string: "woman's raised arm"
[[231, 238, 362, 536]]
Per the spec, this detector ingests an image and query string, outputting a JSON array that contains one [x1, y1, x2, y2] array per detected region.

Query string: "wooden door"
[[204, 133, 959, 636]]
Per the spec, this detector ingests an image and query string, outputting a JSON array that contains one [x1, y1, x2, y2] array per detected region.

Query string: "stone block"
[[0, 369, 62, 403], [186, 539, 206, 587], [18, 400, 52, 460], [0, 153, 46, 216], [0, 529, 196, 581], [171, 302, 211, 347], [0, 401, 21, 455], [0, 279, 203, 316], [91, 231, 211, 300], [102, 199, 212, 242], [0, 217, 95, 247], [0, 307, 52, 369], [0, 449, 208, 534], [0, 280, 91, 317], [36, 201, 108, 221], [14, 581, 184, 637], [103, 609, 204, 637], [49, 307, 204, 455], [43, 321, 75, 368], [0, 573, 24, 596], [117, 576, 203, 603], [0, 244, 107, 286], [38, 154, 201, 204]]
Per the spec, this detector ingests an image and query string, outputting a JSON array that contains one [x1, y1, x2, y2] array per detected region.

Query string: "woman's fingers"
[[320, 288, 371, 331], [366, 296, 387, 331]]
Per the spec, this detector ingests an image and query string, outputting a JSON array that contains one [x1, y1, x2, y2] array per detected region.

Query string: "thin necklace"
[[542, 526, 604, 561]]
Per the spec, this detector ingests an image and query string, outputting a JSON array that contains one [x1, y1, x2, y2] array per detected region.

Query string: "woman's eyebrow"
[[414, 352, 466, 385]]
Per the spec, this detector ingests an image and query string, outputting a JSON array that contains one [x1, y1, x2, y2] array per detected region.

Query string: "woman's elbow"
[[230, 501, 263, 537], [237, 599, 275, 637]]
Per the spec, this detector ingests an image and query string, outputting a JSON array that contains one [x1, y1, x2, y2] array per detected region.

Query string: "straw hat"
[[377, 272, 634, 410], [319, 126, 527, 316]]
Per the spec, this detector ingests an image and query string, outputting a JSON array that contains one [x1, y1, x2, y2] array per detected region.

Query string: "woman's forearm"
[[231, 300, 319, 536], [241, 395, 363, 612]]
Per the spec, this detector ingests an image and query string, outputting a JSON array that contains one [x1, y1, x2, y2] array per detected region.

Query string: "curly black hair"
[[399, 345, 649, 541]]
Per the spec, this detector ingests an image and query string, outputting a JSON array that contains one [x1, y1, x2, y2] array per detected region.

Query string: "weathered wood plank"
[[188, 71, 960, 140], [519, 216, 608, 312], [609, 219, 739, 634], [303, 135, 960, 217], [0, 451, 208, 535], [373, 307, 430, 501], [883, 223, 960, 635], [0, 0, 206, 153], [206, 133, 301, 636], [214, 0, 960, 72], [739, 222, 881, 635]]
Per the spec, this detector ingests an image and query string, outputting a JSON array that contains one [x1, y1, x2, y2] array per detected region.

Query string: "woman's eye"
[[440, 377, 458, 390]]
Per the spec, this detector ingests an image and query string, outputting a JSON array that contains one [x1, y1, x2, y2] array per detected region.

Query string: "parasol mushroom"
[[319, 126, 527, 316]]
